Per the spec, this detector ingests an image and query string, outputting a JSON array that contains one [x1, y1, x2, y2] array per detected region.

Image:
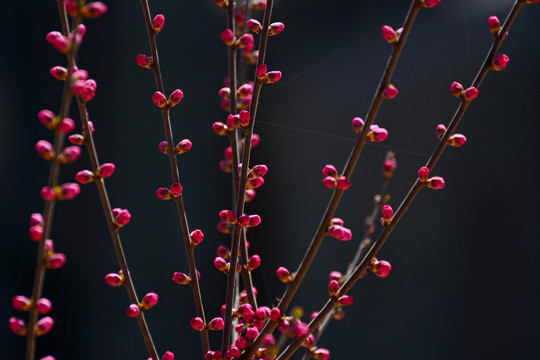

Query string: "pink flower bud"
[[35, 316, 54, 336], [418, 166, 430, 182], [168, 89, 184, 106], [382, 159, 396, 179], [492, 54, 509, 71], [58, 146, 81, 164], [421, 0, 441, 8], [464, 87, 479, 101], [312, 348, 331, 360], [81, 2, 108, 18], [488, 16, 501, 35], [270, 307, 281, 321], [227, 345, 241, 358], [58, 118, 75, 133], [44, 239, 54, 253], [247, 177, 265, 190], [170, 182, 183, 196], [245, 326, 259, 341], [276, 266, 292, 283], [68, 134, 85, 145], [158, 141, 169, 154], [173, 272, 190, 285], [152, 14, 165, 33], [338, 295, 353, 306], [248, 214, 261, 227], [214, 257, 229, 272], [38, 109, 56, 128], [373, 260, 392, 277], [35, 140, 54, 161], [219, 209, 237, 224], [367, 125, 388, 142], [212, 122, 229, 136], [59, 183, 80, 200], [328, 279, 340, 296], [113, 208, 131, 226], [381, 204, 393, 225], [322, 176, 337, 189], [337, 176, 351, 190], [218, 87, 231, 99], [72, 79, 97, 101], [40, 356, 56, 360], [450, 81, 464, 97], [9, 317, 27, 336], [250, 164, 268, 178], [278, 319, 290, 333], [328, 225, 352, 241], [36, 298, 53, 314], [156, 187, 171, 200], [247, 254, 261, 270], [46, 31, 71, 53], [98, 163, 115, 178], [50, 66, 68, 80], [190, 229, 204, 245], [46, 253, 66, 269], [427, 176, 445, 189], [136, 54, 153, 69], [71, 69, 88, 81], [382, 84, 398, 99], [236, 34, 254, 48], [448, 134, 467, 147], [247, 19, 262, 33], [126, 304, 140, 317], [352, 117, 364, 134], [105, 273, 124, 286], [330, 217, 344, 226], [142, 292, 158, 309], [40, 187, 56, 201], [162, 351, 174, 360], [208, 317, 224, 330], [152, 91, 167, 107], [217, 221, 232, 234], [436, 124, 447, 139], [257, 64, 268, 80], [220, 29, 235, 46], [381, 25, 398, 43], [237, 214, 251, 227], [12, 296, 32, 311], [175, 139, 192, 154], [238, 110, 251, 127], [269, 22, 285, 36], [322, 164, 338, 178], [265, 71, 282, 83], [190, 317, 205, 331]]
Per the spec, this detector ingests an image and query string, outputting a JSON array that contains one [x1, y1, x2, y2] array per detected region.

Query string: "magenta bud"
[[58, 146, 81, 164], [152, 91, 167, 107], [214, 257, 229, 272], [418, 166, 430, 182], [162, 351, 175, 360], [35, 316, 54, 336], [190, 317, 205, 331], [352, 117, 364, 134], [40, 186, 56, 201], [38, 109, 56, 128], [219, 210, 237, 224], [421, 0, 441, 8], [190, 229, 204, 245], [216, 245, 231, 259], [70, 69, 88, 81], [338, 295, 353, 306], [208, 317, 225, 330], [328, 279, 340, 296], [9, 317, 27, 336], [336, 176, 351, 190], [112, 208, 131, 226], [156, 187, 171, 200], [382, 159, 396, 179], [248, 214, 261, 227], [322, 176, 337, 189], [257, 64, 268, 80], [35, 140, 54, 161], [46, 31, 70, 53], [217, 221, 232, 234], [12, 296, 32, 311], [269, 22, 285, 36], [168, 89, 184, 106], [220, 29, 235, 46], [492, 54, 509, 71], [448, 134, 467, 147], [176, 139, 192, 154], [212, 122, 229, 136], [367, 125, 388, 142], [105, 273, 124, 286], [172, 272, 191, 285], [373, 260, 392, 277], [72, 79, 97, 101], [271, 307, 281, 321], [382, 25, 398, 43], [322, 164, 338, 178], [30, 213, 44, 227], [81, 2, 107, 18], [136, 54, 153, 68], [44, 239, 54, 253], [247, 177, 265, 190], [312, 348, 331, 360], [238, 110, 250, 126], [142, 292, 158, 309], [126, 304, 140, 317], [46, 253, 66, 269], [330, 217, 344, 226], [218, 87, 231, 99], [237, 214, 250, 227], [250, 164, 268, 178], [247, 254, 261, 270], [152, 14, 165, 33], [59, 183, 80, 200], [276, 266, 292, 283], [50, 66, 68, 80], [436, 124, 447, 139], [68, 134, 85, 145], [99, 163, 115, 178], [329, 271, 343, 282], [427, 176, 445, 189], [382, 84, 398, 99], [170, 182, 183, 196], [328, 225, 352, 241], [265, 71, 282, 83], [464, 87, 479, 101], [247, 19, 262, 33], [245, 326, 259, 341], [158, 141, 169, 154], [450, 81, 464, 97], [488, 16, 501, 35], [227, 345, 241, 358], [236, 34, 254, 48], [36, 298, 53, 314], [58, 118, 75, 133]]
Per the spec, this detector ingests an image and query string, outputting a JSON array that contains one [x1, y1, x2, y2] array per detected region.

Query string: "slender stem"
[[139, 0, 209, 353]]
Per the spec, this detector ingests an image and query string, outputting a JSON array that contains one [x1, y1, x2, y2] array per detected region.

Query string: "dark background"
[[1, 0, 539, 359]]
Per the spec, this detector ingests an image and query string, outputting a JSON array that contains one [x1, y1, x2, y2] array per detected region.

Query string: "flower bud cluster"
[[219, 210, 261, 228], [369, 258, 392, 277], [112, 208, 131, 227], [156, 183, 184, 200], [40, 183, 80, 201], [75, 163, 115, 184], [418, 167, 445, 189], [435, 124, 467, 147], [45, 239, 66, 269], [64, 1, 108, 18], [126, 292, 159, 318], [256, 64, 282, 84], [158, 139, 192, 155], [37, 109, 75, 133], [327, 218, 353, 241], [321, 164, 350, 190], [152, 89, 184, 108], [218, 82, 253, 111], [351, 117, 389, 142], [450, 82, 479, 101]]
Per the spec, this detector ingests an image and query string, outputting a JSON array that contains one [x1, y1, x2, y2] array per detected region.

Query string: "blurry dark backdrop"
[[1, 0, 539, 359]]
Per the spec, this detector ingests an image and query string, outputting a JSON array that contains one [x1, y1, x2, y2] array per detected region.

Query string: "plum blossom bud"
[[46, 253, 66, 269], [271, 307, 281, 321], [250, 164, 268, 178], [450, 81, 464, 98], [218, 87, 230, 99], [156, 187, 171, 200], [212, 122, 229, 136], [142, 292, 158, 309], [58, 118, 75, 133], [322, 176, 337, 189], [170, 182, 183, 196], [50, 66, 68, 80], [330, 218, 344, 226], [35, 316, 54, 336], [247, 254, 261, 271], [236, 34, 254, 48], [382, 25, 398, 43], [40, 187, 56, 201], [36, 298, 53, 314], [221, 29, 235, 46], [58, 146, 81, 164], [269, 22, 285, 36], [383, 159, 396, 179], [464, 87, 479, 101], [35, 140, 54, 161], [418, 166, 430, 182], [168, 89, 184, 106], [338, 295, 353, 306], [337, 176, 351, 190], [382, 84, 398, 99], [245, 326, 259, 341], [352, 117, 364, 134], [276, 266, 293, 283], [427, 176, 445, 189], [69, 134, 85, 145], [372, 260, 392, 277], [248, 214, 261, 227], [208, 317, 224, 330], [436, 124, 447, 139], [98, 163, 115, 178], [367, 125, 388, 142], [328, 279, 340, 297], [46, 31, 71, 53], [322, 164, 338, 178], [214, 257, 229, 272], [112, 208, 131, 227], [127, 304, 140, 317], [152, 91, 167, 107], [152, 14, 165, 33], [105, 272, 124, 286], [9, 317, 27, 336], [492, 54, 509, 71], [162, 351, 175, 360], [247, 19, 262, 33], [59, 183, 80, 200], [216, 245, 231, 260], [81, 2, 107, 18], [421, 0, 441, 8], [72, 79, 97, 101], [190, 317, 205, 331], [38, 109, 56, 128], [328, 225, 352, 241], [312, 348, 331, 360], [329, 270, 343, 282], [12, 296, 32, 311], [448, 134, 467, 147], [381, 205, 393, 225], [190, 229, 204, 245], [265, 71, 282, 83], [76, 170, 95, 184], [257, 64, 268, 80], [488, 16, 501, 35], [219, 210, 237, 224], [172, 272, 191, 285], [136, 54, 153, 69]]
